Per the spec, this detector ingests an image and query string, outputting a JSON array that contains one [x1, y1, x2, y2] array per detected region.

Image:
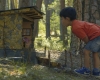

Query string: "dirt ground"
[[0, 50, 100, 80], [0, 62, 100, 80], [35, 50, 100, 80]]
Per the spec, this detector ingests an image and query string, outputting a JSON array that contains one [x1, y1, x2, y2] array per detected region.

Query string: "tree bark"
[[19, 0, 30, 8], [84, 0, 100, 25], [33, 0, 43, 50], [11, 0, 19, 9], [60, 0, 68, 47], [0, 0, 6, 10], [60, 0, 65, 40], [33, 0, 43, 38], [70, 0, 82, 54], [44, 0, 51, 39]]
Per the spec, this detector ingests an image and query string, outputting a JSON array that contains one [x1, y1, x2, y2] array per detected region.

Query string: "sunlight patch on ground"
[[0, 61, 99, 80]]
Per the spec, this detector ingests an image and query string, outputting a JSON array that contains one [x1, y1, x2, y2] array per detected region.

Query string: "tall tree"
[[84, 0, 100, 24], [70, 0, 82, 54], [34, 0, 43, 37], [60, 0, 65, 40], [29, 0, 37, 6], [0, 0, 6, 10], [19, 0, 36, 8], [11, 0, 19, 9], [45, 0, 55, 39], [33, 0, 43, 49], [60, 0, 68, 47], [5, 0, 11, 10], [19, 0, 30, 8], [44, 0, 51, 39]]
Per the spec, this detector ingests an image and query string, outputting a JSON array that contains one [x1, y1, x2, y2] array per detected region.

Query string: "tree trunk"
[[60, 0, 68, 47], [11, 0, 19, 9], [44, 0, 51, 39], [60, 0, 65, 40], [70, 0, 82, 54], [84, 0, 100, 25], [19, 0, 30, 8], [0, 0, 6, 10], [29, 0, 37, 6], [33, 0, 43, 50], [33, 0, 43, 38]]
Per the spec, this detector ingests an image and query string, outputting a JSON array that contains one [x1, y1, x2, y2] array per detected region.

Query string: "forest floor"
[[0, 61, 99, 80], [0, 50, 100, 80]]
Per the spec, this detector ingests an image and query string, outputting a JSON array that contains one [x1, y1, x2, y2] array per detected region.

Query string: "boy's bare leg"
[[84, 49, 91, 68], [74, 49, 91, 74], [93, 52, 100, 69]]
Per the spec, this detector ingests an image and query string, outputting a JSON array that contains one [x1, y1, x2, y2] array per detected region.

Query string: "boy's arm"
[[72, 28, 89, 43], [82, 36, 89, 44]]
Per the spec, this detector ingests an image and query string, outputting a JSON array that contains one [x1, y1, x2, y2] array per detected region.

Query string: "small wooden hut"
[[0, 6, 43, 61]]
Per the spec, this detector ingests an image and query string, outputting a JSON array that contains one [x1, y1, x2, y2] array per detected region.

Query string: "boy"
[[60, 7, 100, 77]]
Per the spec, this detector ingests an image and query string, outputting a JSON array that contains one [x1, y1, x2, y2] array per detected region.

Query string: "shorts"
[[84, 36, 100, 53]]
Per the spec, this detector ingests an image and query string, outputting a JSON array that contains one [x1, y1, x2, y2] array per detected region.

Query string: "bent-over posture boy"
[[60, 7, 100, 77]]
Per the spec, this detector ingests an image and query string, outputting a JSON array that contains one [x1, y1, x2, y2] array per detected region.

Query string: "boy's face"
[[61, 17, 71, 27]]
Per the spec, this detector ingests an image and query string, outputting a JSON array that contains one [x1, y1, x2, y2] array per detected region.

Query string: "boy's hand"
[[82, 36, 89, 44]]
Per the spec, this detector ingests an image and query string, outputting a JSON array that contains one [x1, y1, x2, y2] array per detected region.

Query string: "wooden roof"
[[0, 6, 44, 22]]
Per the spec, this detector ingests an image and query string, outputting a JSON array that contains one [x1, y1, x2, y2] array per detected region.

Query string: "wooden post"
[[65, 50, 67, 66], [48, 50, 50, 67], [44, 46, 46, 57], [80, 50, 83, 68], [3, 21, 7, 57], [90, 53, 93, 76], [79, 40, 83, 68], [69, 52, 73, 70]]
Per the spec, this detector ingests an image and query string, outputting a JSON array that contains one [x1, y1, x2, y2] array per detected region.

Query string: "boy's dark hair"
[[60, 7, 76, 21]]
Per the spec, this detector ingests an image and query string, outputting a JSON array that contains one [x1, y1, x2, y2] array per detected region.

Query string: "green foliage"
[[48, 0, 60, 12], [50, 12, 60, 31], [65, 0, 73, 7], [38, 20, 46, 37], [36, 0, 73, 51], [34, 37, 70, 51], [48, 0, 73, 11]]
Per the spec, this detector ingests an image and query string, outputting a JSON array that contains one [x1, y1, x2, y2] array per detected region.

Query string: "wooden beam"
[[31, 8, 43, 17], [30, 15, 42, 17], [0, 7, 43, 20], [26, 13, 38, 15], [30, 17, 43, 19], [29, 16, 43, 19], [23, 11, 37, 14], [21, 14, 34, 22], [20, 8, 42, 17]]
